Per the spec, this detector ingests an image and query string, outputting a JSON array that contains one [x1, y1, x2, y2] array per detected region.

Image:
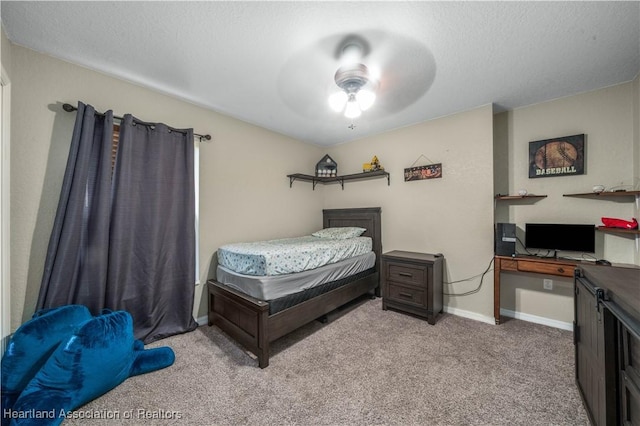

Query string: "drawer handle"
[[558, 268, 565, 273], [398, 292, 413, 299], [398, 272, 413, 277]]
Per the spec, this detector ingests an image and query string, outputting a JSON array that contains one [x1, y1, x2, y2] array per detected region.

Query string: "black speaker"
[[495, 223, 516, 256]]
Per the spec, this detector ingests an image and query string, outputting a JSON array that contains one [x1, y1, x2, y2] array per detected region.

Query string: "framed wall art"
[[528, 134, 585, 178], [404, 163, 442, 181]]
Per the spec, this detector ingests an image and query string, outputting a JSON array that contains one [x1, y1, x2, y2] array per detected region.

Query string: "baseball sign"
[[529, 134, 584, 178]]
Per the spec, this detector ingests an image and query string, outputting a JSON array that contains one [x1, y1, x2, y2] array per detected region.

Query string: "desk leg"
[[494, 257, 501, 325]]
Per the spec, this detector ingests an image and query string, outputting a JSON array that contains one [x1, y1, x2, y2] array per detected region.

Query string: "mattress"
[[216, 251, 376, 301], [217, 236, 372, 276]]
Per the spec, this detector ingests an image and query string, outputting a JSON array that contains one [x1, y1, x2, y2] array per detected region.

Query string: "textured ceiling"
[[2, 1, 639, 146]]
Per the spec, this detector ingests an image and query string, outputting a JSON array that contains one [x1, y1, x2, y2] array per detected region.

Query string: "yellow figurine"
[[363, 156, 383, 172]]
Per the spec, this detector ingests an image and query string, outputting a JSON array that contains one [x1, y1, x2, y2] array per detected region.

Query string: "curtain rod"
[[62, 103, 212, 141]]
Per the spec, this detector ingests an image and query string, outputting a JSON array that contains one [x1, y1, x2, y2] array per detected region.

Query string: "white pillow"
[[312, 227, 366, 239]]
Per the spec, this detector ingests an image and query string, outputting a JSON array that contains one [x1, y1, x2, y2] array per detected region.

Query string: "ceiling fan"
[[276, 31, 435, 123]]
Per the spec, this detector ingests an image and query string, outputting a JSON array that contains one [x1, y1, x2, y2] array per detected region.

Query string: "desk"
[[493, 255, 579, 324]]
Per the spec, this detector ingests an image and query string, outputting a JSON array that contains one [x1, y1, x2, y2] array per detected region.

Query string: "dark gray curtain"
[[37, 102, 113, 313], [38, 103, 197, 344], [106, 114, 197, 343]]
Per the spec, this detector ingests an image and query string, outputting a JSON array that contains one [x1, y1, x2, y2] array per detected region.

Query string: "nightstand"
[[381, 250, 444, 325]]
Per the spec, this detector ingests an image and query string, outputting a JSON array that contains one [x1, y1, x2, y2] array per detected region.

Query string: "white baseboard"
[[196, 315, 208, 326], [442, 306, 495, 325], [500, 308, 573, 331], [196, 306, 571, 331], [442, 306, 573, 331]]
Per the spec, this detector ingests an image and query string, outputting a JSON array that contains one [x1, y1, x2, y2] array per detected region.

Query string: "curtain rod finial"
[[62, 103, 76, 112]]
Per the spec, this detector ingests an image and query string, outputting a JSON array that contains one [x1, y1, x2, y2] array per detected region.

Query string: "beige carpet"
[[64, 297, 588, 425]]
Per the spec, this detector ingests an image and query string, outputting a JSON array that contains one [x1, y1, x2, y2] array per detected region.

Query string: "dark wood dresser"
[[381, 250, 443, 324], [574, 264, 640, 425]]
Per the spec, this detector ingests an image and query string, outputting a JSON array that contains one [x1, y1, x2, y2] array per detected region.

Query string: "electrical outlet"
[[543, 279, 553, 290]]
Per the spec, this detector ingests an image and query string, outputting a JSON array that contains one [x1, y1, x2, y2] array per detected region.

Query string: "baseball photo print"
[[528, 134, 585, 178]]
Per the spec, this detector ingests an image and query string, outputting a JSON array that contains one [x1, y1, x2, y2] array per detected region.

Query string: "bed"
[[207, 207, 382, 368]]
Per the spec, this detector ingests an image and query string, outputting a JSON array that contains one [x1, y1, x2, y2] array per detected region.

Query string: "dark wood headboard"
[[322, 207, 382, 273]]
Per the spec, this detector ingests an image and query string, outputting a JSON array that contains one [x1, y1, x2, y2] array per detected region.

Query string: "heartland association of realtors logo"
[[528, 134, 585, 179], [3, 408, 183, 421]]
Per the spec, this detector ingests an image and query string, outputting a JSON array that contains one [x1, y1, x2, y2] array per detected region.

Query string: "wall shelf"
[[287, 170, 390, 190], [495, 194, 547, 201], [563, 190, 640, 198], [597, 227, 640, 236], [560, 190, 640, 238]]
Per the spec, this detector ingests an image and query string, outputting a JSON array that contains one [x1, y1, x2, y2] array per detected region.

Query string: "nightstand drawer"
[[387, 263, 426, 287], [387, 282, 426, 307]]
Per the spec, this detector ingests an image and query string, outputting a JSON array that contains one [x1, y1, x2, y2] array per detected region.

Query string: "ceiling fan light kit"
[[344, 94, 362, 118], [329, 61, 378, 118]]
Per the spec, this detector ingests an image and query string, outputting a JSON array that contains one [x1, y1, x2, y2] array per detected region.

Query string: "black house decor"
[[316, 154, 338, 177]]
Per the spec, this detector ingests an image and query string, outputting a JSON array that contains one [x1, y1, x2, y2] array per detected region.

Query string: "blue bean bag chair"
[[5, 309, 175, 426], [1, 305, 92, 422]]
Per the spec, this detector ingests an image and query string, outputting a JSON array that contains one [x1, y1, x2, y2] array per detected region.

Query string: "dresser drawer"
[[517, 260, 574, 277], [621, 325, 640, 385], [386, 263, 426, 287], [620, 325, 640, 425], [387, 282, 426, 307], [621, 370, 640, 425]]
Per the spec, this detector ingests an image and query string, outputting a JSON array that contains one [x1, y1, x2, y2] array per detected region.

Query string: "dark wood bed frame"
[[207, 207, 382, 368]]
